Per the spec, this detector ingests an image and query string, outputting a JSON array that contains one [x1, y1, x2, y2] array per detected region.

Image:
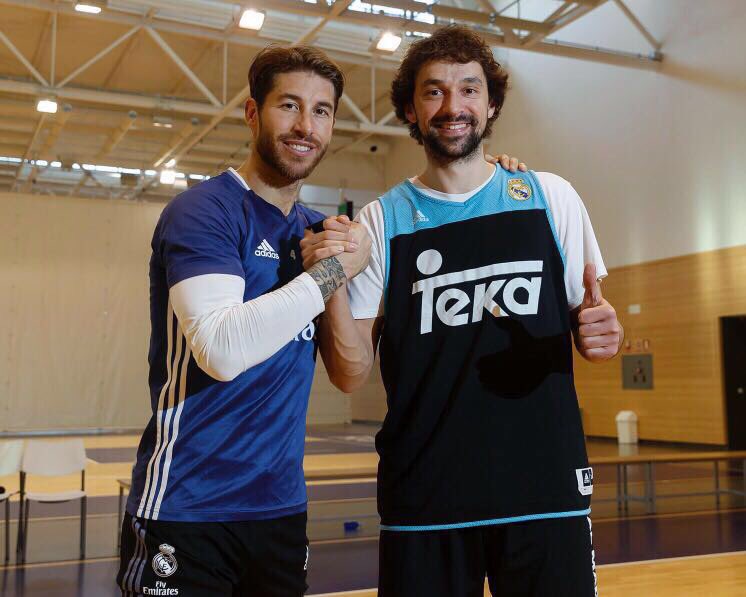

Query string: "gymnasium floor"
[[1, 424, 745, 596]]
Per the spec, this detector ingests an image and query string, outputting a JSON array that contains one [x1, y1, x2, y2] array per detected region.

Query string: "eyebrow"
[[277, 93, 334, 111], [422, 76, 484, 86]]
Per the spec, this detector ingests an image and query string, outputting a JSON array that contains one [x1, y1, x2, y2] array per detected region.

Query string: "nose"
[[293, 108, 313, 139], [439, 91, 462, 119]]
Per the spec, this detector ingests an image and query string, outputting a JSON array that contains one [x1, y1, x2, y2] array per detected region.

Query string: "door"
[[721, 316, 746, 450]]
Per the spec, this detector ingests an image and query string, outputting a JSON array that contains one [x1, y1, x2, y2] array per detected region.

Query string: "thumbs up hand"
[[574, 263, 623, 362]]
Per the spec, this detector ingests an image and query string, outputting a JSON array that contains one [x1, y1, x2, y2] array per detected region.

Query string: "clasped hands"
[[301, 215, 372, 281]]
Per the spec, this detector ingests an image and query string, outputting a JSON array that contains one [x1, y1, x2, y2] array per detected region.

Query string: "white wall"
[[0, 191, 352, 432], [383, 0, 746, 268]]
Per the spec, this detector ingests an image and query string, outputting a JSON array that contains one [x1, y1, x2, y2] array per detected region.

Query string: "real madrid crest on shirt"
[[507, 178, 531, 201], [152, 543, 178, 578]]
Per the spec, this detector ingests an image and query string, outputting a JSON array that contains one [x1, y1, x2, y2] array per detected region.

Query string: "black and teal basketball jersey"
[[376, 168, 593, 531]]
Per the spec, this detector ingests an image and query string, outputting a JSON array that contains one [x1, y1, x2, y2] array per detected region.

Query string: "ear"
[[245, 97, 259, 126], [487, 101, 496, 120], [404, 103, 417, 125], [245, 97, 259, 134]]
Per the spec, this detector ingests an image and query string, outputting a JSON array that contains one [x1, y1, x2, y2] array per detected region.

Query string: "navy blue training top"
[[127, 170, 325, 522]]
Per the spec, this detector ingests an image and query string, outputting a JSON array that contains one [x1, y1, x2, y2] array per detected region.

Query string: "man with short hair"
[[304, 26, 623, 596], [117, 45, 370, 597]]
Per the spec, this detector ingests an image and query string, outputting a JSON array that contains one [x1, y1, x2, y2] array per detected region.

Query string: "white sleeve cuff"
[[296, 271, 326, 314]]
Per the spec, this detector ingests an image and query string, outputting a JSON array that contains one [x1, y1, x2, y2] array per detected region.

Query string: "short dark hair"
[[248, 45, 345, 112], [391, 26, 509, 142]]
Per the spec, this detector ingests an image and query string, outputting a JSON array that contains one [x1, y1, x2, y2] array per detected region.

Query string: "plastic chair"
[[17, 439, 87, 563], [0, 440, 23, 564]]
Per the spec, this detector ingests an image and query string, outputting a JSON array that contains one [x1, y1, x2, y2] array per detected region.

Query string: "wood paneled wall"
[[575, 244, 746, 445], [352, 245, 746, 445]]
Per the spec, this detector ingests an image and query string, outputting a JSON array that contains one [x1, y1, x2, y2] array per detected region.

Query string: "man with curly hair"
[[303, 25, 623, 596]]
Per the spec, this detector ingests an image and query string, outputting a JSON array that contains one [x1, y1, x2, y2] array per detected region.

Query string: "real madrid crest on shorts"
[[152, 543, 178, 578], [507, 178, 531, 201]]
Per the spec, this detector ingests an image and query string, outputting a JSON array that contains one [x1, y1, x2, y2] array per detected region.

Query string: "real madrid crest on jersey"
[[507, 178, 531, 201], [152, 543, 178, 578]]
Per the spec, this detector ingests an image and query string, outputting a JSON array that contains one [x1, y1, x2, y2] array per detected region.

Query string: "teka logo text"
[[411, 249, 543, 334]]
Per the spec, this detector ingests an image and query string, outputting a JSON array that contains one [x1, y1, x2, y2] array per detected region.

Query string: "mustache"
[[429, 114, 477, 127]]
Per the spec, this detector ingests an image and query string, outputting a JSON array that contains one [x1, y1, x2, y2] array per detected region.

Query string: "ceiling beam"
[[153, 117, 200, 168], [145, 26, 222, 107], [21, 103, 72, 189], [12, 114, 47, 187], [30, 11, 53, 70], [0, 0, 400, 71], [171, 41, 218, 97], [58, 26, 141, 88], [293, 0, 355, 45], [101, 9, 156, 89], [0, 79, 412, 136], [0, 29, 49, 86], [0, 0, 661, 74], [340, 94, 371, 125], [612, 0, 661, 51], [167, 83, 251, 166], [97, 111, 138, 160], [522, 1, 606, 49]]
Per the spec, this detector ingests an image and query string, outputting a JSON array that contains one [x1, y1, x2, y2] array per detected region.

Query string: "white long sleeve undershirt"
[[170, 272, 325, 382]]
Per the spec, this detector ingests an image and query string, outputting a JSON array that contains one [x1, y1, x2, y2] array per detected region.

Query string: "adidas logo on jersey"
[[412, 249, 543, 334], [414, 209, 429, 223], [254, 239, 279, 259]]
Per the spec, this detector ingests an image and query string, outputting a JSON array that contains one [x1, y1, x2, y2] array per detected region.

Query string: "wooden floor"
[[308, 552, 746, 596], [2, 431, 745, 594], [597, 551, 746, 597]]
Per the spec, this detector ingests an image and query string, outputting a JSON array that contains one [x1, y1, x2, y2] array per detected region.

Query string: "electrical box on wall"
[[622, 354, 654, 389]]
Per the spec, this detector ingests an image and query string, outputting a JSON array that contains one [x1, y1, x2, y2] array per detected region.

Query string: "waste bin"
[[615, 411, 638, 444]]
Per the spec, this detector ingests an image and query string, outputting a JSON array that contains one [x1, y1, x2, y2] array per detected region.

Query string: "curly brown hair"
[[248, 44, 345, 113], [391, 26, 509, 143]]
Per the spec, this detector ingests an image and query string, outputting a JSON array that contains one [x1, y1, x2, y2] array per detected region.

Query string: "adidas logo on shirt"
[[254, 239, 279, 259], [414, 209, 429, 223]]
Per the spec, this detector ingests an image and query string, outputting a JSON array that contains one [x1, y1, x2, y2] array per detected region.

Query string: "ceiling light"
[[376, 32, 402, 52], [165, 158, 177, 168], [239, 9, 265, 30], [36, 99, 58, 114], [160, 169, 176, 185], [75, 1, 105, 14], [152, 115, 174, 129]]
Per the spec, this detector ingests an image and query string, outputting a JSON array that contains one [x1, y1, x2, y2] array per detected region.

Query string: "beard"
[[254, 121, 328, 183], [421, 113, 485, 163]]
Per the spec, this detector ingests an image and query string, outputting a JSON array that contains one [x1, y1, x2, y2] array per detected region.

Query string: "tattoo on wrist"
[[308, 257, 346, 303]]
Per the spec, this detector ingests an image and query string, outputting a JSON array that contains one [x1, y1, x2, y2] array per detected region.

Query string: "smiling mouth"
[[436, 123, 470, 130], [283, 140, 315, 155]]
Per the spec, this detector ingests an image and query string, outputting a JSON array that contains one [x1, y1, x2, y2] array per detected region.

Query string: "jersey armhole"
[[529, 171, 567, 269], [380, 198, 392, 318]]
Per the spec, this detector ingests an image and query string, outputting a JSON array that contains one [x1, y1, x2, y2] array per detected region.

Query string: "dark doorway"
[[721, 316, 746, 450]]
